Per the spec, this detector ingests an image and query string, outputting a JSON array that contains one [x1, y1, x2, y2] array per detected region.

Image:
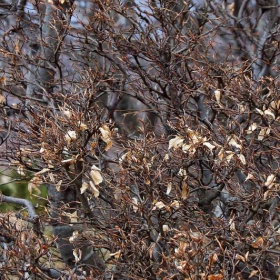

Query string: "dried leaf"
[[78, 121, 88, 130], [62, 110, 72, 118], [247, 123, 258, 134], [162, 224, 170, 233], [203, 141, 216, 151], [264, 109, 275, 119], [228, 137, 242, 149], [155, 201, 165, 209], [251, 237, 264, 249], [207, 274, 223, 280], [89, 181, 100, 197], [99, 124, 113, 151], [56, 180, 62, 191], [237, 154, 246, 165], [225, 151, 234, 163], [170, 200, 180, 209], [258, 127, 270, 140], [69, 230, 79, 243], [245, 173, 254, 182], [65, 130, 77, 146], [80, 182, 89, 194], [168, 136, 184, 150], [132, 197, 139, 212], [166, 182, 172, 195], [265, 174, 276, 187], [236, 253, 245, 262], [181, 181, 189, 200], [249, 270, 259, 278], [214, 90, 221, 104], [73, 248, 82, 263], [90, 165, 103, 185], [110, 250, 121, 259], [0, 94, 5, 104], [28, 176, 41, 194]]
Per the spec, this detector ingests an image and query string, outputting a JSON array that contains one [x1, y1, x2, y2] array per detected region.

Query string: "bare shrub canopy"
[[0, 0, 279, 279]]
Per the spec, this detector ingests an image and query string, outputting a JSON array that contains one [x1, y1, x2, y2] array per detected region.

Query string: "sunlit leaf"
[[73, 248, 82, 263], [168, 136, 184, 150], [89, 181, 100, 197], [65, 130, 77, 146], [249, 270, 259, 278], [90, 165, 103, 185], [265, 174, 275, 187], [170, 200, 180, 209], [69, 230, 79, 243], [237, 154, 246, 165], [56, 180, 62, 191], [80, 182, 89, 194], [132, 197, 139, 212], [166, 182, 172, 195], [264, 109, 275, 119], [247, 123, 258, 134], [258, 127, 270, 140], [162, 224, 170, 233], [225, 151, 234, 163], [154, 201, 165, 209], [99, 124, 113, 151], [203, 141, 216, 151], [228, 136, 242, 149]]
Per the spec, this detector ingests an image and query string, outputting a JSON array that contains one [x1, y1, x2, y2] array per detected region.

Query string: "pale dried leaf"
[[73, 248, 82, 263], [0, 94, 5, 104], [170, 200, 180, 209], [264, 109, 275, 119], [28, 176, 41, 194], [203, 142, 216, 151], [168, 136, 184, 150], [245, 173, 254, 182], [99, 125, 113, 151], [228, 137, 242, 149], [247, 123, 258, 134], [69, 230, 79, 243], [236, 253, 245, 262], [166, 182, 172, 195], [56, 180, 62, 191], [237, 154, 246, 165], [225, 151, 234, 163], [78, 121, 88, 130], [255, 108, 264, 115], [89, 181, 100, 197], [62, 110, 72, 118], [132, 197, 139, 212], [181, 181, 189, 200], [265, 174, 275, 187], [80, 182, 89, 194], [90, 165, 103, 185], [162, 224, 170, 233], [155, 201, 165, 209], [65, 130, 77, 146]]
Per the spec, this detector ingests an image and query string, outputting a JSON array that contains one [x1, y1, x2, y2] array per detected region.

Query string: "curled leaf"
[[90, 165, 103, 185], [89, 181, 100, 197], [168, 136, 184, 150], [99, 125, 113, 151]]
